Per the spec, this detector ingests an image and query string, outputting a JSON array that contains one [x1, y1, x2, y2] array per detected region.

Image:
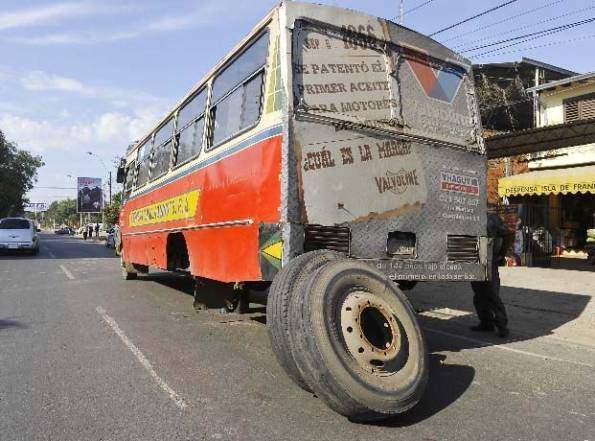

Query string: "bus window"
[[136, 139, 153, 188], [151, 117, 174, 179], [153, 117, 174, 149], [209, 32, 268, 148], [152, 139, 173, 180], [175, 89, 207, 166], [123, 164, 135, 199]]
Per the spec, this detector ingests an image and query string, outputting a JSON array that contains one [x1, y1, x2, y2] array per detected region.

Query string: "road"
[[1, 233, 594, 441]]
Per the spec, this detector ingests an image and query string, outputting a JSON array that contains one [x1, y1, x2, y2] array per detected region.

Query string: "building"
[[486, 72, 595, 266], [473, 58, 576, 132]]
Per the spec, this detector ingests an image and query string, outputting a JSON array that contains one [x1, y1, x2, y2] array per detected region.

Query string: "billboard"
[[77, 177, 103, 213], [23, 202, 49, 212]]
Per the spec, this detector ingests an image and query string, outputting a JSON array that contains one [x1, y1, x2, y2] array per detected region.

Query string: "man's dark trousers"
[[470, 264, 508, 329]]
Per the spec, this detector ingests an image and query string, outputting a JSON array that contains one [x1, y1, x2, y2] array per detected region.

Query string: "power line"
[[429, 0, 519, 37], [442, 0, 565, 43], [459, 16, 595, 53], [469, 16, 595, 57], [470, 33, 595, 59], [451, 4, 595, 50], [404, 0, 437, 15]]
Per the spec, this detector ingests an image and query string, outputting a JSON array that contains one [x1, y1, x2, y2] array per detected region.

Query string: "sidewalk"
[[408, 266, 595, 348]]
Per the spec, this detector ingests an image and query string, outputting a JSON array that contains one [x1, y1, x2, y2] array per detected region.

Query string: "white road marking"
[[95, 306, 188, 410], [48, 251, 56, 258], [59, 264, 75, 280], [424, 327, 594, 368]]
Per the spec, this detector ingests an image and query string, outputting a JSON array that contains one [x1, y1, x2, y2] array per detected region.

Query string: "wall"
[[487, 155, 528, 205], [536, 81, 595, 127]]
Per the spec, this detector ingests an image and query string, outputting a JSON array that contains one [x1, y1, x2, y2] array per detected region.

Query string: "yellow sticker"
[[262, 241, 282, 260], [129, 190, 200, 227]]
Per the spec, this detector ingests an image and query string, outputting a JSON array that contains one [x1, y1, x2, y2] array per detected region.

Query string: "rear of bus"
[[282, 2, 490, 283]]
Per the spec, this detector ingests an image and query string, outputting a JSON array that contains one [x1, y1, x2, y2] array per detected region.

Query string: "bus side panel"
[[184, 224, 260, 282], [121, 133, 282, 282]]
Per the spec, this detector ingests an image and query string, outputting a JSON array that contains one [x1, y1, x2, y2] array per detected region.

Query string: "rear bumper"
[[0, 241, 38, 250]]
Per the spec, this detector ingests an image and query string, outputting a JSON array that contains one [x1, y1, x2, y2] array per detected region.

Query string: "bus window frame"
[[206, 30, 270, 152], [150, 116, 175, 182], [134, 136, 154, 190], [172, 87, 209, 170]]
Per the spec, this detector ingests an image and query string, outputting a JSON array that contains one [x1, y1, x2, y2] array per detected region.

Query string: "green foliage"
[[0, 130, 44, 218], [103, 191, 122, 227], [45, 198, 77, 227]]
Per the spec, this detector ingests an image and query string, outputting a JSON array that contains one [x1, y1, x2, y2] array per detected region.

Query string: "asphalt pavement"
[[1, 233, 594, 441]]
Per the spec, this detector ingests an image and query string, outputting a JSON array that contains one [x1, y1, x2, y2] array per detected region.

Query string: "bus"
[[116, 1, 489, 421]]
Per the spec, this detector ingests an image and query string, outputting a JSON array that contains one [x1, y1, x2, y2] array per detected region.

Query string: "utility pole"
[[109, 171, 112, 205], [399, 0, 404, 24]]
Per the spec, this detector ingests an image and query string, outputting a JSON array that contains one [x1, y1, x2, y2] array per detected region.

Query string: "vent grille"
[[447, 235, 479, 263], [304, 224, 350, 254], [565, 99, 579, 122], [564, 92, 595, 123]]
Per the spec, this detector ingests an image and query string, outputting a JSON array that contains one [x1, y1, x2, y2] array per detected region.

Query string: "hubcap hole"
[[359, 307, 394, 351], [346, 326, 353, 333], [370, 359, 384, 367]]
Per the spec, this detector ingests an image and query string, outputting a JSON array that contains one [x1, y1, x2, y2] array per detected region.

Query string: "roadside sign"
[[23, 202, 48, 212], [77, 177, 103, 213]]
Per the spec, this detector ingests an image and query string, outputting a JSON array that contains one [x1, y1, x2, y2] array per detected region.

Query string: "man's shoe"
[[496, 327, 510, 338], [470, 323, 494, 332]]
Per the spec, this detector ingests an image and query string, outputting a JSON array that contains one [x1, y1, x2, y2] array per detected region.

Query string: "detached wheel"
[[267, 250, 343, 391], [291, 259, 428, 421]]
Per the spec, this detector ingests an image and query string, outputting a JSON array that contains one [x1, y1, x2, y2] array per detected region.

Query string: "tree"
[[103, 192, 122, 227], [0, 130, 44, 218], [44, 198, 77, 227]]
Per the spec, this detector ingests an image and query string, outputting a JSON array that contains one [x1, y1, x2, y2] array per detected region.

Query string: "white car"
[[0, 217, 40, 255]]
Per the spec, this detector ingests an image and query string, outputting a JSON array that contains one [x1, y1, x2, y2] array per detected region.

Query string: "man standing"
[[94, 223, 100, 239], [470, 213, 513, 338], [88, 224, 94, 241]]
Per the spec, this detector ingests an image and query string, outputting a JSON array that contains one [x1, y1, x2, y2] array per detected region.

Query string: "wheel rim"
[[340, 290, 404, 375]]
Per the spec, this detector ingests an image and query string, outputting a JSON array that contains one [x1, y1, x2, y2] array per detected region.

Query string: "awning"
[[498, 165, 595, 197], [485, 118, 595, 159]]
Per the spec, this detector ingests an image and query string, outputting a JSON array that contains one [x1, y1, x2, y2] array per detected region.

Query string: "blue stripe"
[[129, 124, 283, 200]]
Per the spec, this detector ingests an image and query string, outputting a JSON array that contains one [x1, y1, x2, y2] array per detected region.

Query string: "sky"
[[0, 0, 593, 205]]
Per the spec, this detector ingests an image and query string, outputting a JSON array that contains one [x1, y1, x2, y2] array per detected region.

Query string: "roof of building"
[[485, 117, 595, 159], [474, 57, 578, 77], [527, 71, 595, 93]]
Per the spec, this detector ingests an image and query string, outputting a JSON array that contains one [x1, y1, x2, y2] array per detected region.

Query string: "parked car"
[[54, 227, 74, 235], [0, 217, 40, 255]]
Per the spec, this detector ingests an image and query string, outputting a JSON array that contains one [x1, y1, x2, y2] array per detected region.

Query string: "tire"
[[266, 250, 343, 391], [290, 259, 428, 421]]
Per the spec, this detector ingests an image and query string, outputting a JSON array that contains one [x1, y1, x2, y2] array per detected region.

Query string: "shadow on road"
[[411, 283, 592, 353], [0, 318, 27, 330], [367, 353, 475, 427]]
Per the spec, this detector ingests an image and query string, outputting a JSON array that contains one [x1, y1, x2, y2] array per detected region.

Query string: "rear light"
[[387, 231, 416, 257]]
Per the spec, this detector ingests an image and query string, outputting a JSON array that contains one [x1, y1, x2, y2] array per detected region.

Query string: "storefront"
[[496, 164, 595, 266]]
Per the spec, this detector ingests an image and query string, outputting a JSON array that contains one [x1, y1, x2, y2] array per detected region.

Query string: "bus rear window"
[[293, 21, 397, 131], [293, 20, 480, 151]]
